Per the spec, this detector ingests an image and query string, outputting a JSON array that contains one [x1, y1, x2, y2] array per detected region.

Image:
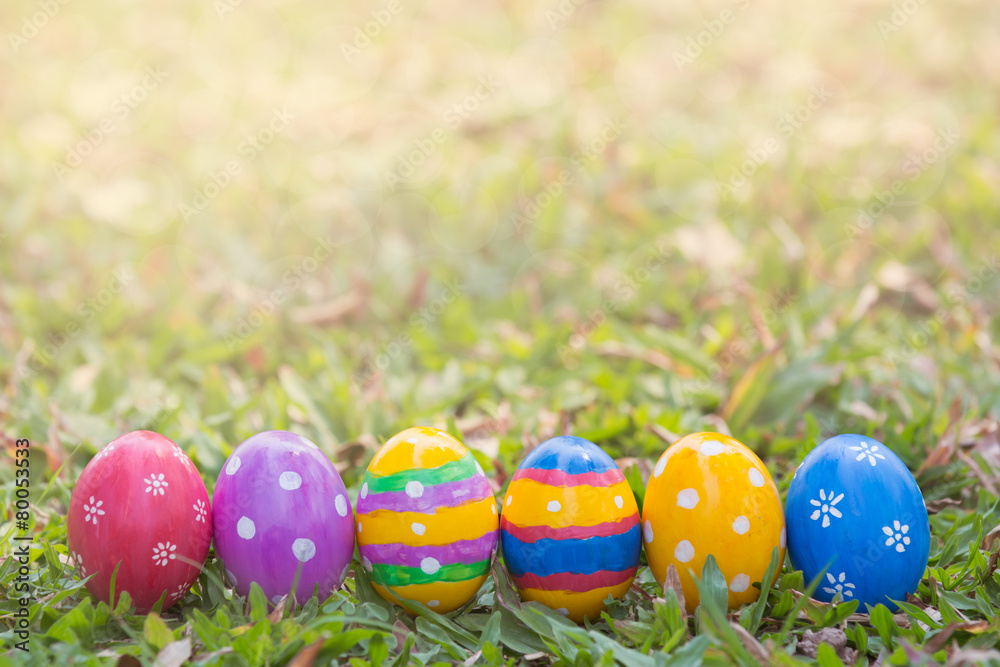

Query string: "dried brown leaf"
[[730, 622, 769, 663], [663, 564, 687, 623], [267, 595, 287, 624], [917, 397, 963, 475], [796, 628, 858, 663], [152, 639, 191, 667], [926, 498, 962, 514], [288, 638, 325, 667]]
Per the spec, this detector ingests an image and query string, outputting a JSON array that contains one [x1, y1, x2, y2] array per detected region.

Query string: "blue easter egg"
[[786, 434, 930, 610]]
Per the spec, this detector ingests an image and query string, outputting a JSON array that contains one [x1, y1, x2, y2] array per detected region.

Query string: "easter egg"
[[212, 431, 355, 604], [356, 427, 498, 613], [643, 432, 785, 613], [67, 430, 212, 612], [500, 436, 641, 622], [785, 434, 930, 609]]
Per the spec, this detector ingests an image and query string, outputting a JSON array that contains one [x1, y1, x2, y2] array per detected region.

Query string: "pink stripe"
[[512, 467, 625, 487], [512, 567, 637, 593], [500, 513, 640, 543]]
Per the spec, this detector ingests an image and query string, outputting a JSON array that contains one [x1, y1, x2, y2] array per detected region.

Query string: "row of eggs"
[[68, 428, 930, 621]]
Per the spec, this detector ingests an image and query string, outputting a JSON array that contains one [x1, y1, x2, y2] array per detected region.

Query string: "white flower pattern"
[[193, 499, 208, 523], [809, 489, 844, 528], [83, 496, 106, 525], [152, 542, 177, 566], [93, 443, 116, 461], [848, 440, 886, 467], [822, 572, 856, 599], [882, 520, 911, 552], [71, 550, 86, 576], [172, 447, 193, 468], [144, 473, 169, 496]]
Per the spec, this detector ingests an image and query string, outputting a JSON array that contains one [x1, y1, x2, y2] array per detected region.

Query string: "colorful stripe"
[[360, 533, 497, 568], [517, 580, 633, 623], [511, 467, 625, 488], [518, 436, 619, 475], [511, 567, 638, 592], [500, 526, 642, 577], [358, 496, 497, 546], [501, 479, 636, 528], [364, 453, 477, 494], [360, 475, 491, 514], [371, 577, 488, 612], [370, 559, 491, 587], [500, 513, 639, 543]]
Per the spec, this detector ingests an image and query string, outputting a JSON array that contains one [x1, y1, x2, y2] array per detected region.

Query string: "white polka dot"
[[729, 573, 750, 593], [406, 437, 419, 445], [732, 516, 750, 535], [491, 504, 497, 515], [362, 557, 373, 572], [226, 456, 241, 475], [279, 471, 302, 490], [411, 522, 426, 535], [546, 500, 561, 512], [292, 538, 316, 562], [475, 461, 486, 477], [614, 495, 624, 509], [780, 526, 786, 548], [360, 483, 369, 499], [428, 600, 440, 608], [420, 557, 441, 575], [357, 522, 362, 533], [653, 456, 667, 478], [676, 489, 700, 509], [335, 494, 348, 517], [225, 568, 238, 585], [557, 608, 569, 616], [299, 435, 319, 449], [674, 540, 694, 562], [700, 440, 725, 456], [643, 520, 654, 543], [506, 496, 512, 507], [237, 516, 256, 539], [406, 481, 424, 498], [748, 469, 765, 487]]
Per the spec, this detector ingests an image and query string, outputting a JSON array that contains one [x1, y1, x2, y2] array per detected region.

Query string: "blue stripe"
[[518, 436, 617, 475], [500, 525, 642, 577]]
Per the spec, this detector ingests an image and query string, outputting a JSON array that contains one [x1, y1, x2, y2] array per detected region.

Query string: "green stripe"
[[370, 559, 490, 587], [365, 453, 477, 494]]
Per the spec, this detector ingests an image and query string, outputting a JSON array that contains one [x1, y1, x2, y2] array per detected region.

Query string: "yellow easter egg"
[[356, 427, 499, 613], [642, 432, 785, 613]]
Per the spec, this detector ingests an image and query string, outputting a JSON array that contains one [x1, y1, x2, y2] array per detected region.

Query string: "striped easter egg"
[[500, 436, 641, 622], [356, 427, 499, 613]]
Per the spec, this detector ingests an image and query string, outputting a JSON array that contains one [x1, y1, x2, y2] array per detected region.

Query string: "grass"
[[2, 0, 1000, 664]]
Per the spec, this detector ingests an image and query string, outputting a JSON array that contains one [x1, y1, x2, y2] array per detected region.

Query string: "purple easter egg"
[[212, 430, 355, 604]]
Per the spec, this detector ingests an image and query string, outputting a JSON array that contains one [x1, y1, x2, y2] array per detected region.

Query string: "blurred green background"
[[2, 0, 1000, 662], [3, 0, 997, 483]]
